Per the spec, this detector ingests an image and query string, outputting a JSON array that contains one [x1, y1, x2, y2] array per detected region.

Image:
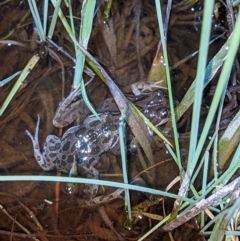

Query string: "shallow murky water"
[[0, 0, 235, 240]]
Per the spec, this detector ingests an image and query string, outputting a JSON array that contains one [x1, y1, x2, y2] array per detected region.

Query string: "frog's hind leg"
[[42, 135, 62, 171], [26, 115, 61, 171]]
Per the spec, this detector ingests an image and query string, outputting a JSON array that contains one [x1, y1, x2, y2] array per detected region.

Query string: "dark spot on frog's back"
[[49, 143, 61, 152], [60, 159, 68, 167], [75, 126, 87, 136], [46, 157, 52, 164], [66, 156, 73, 164], [89, 119, 101, 128], [49, 152, 57, 158], [62, 141, 71, 151]]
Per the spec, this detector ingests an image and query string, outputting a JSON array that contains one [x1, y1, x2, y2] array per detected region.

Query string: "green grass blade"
[[0, 54, 40, 116], [28, 0, 45, 41], [77, 1, 99, 119], [43, 0, 49, 36], [119, 118, 132, 222], [0, 175, 194, 203], [155, 0, 181, 169], [187, 0, 214, 169], [67, 0, 77, 52], [50, 0, 73, 36], [0, 71, 22, 87], [48, 0, 62, 38], [73, 0, 96, 88], [178, 2, 215, 204]]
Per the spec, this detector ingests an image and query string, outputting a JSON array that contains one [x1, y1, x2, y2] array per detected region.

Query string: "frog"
[[26, 112, 120, 198], [26, 87, 170, 199]]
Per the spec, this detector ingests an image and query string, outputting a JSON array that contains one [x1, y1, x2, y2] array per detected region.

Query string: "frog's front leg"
[[53, 88, 91, 128], [26, 115, 62, 171]]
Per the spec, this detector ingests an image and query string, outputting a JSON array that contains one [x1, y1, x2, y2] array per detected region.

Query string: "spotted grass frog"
[[26, 88, 169, 198]]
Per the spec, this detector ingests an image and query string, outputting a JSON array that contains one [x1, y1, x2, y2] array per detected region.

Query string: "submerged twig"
[[0, 204, 40, 241]]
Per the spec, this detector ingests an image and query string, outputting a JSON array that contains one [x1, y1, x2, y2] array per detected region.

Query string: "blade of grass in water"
[[28, 0, 45, 41], [73, 0, 96, 88], [155, 0, 182, 170], [48, 0, 61, 38], [119, 117, 132, 223], [103, 0, 113, 25], [0, 175, 194, 203], [43, 0, 49, 36], [0, 71, 22, 87], [68, 0, 76, 52], [211, 83, 227, 180], [0, 54, 40, 116], [177, 0, 214, 205], [187, 0, 214, 172], [76, 1, 100, 120]]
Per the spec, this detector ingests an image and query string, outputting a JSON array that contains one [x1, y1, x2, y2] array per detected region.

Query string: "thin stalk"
[[28, 0, 45, 41], [187, 0, 214, 171], [0, 176, 194, 203], [0, 55, 40, 116], [155, 0, 182, 171], [68, 0, 77, 53], [48, 0, 62, 38], [0, 71, 22, 87], [73, 0, 96, 88], [43, 0, 49, 36], [119, 117, 132, 223]]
